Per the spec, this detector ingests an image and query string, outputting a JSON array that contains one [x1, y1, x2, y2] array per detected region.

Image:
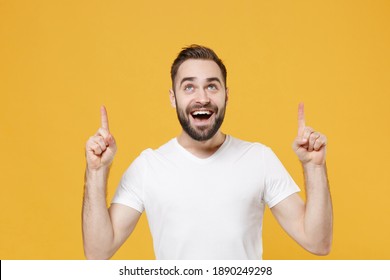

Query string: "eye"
[[207, 84, 218, 91], [184, 84, 194, 92]]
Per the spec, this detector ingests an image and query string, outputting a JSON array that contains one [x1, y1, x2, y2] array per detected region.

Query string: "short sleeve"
[[263, 147, 300, 208], [111, 154, 146, 213]]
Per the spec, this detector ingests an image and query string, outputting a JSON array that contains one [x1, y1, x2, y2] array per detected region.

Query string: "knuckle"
[[86, 138, 96, 148]]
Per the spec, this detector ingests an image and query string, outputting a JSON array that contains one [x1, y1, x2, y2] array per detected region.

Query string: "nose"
[[195, 89, 210, 105]]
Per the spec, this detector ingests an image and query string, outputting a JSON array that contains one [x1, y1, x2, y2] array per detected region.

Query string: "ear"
[[225, 87, 229, 103], [169, 89, 176, 108]]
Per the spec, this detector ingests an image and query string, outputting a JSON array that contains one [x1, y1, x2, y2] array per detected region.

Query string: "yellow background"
[[1, 0, 389, 260]]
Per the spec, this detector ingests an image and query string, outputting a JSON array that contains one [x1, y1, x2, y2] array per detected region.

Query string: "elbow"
[[84, 252, 103, 260], [305, 239, 332, 256], [82, 235, 116, 260], [83, 246, 113, 260], [84, 253, 99, 260], [82, 232, 117, 259], [311, 244, 332, 256], [84, 251, 111, 260]]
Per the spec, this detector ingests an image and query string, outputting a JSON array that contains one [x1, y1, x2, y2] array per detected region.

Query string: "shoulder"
[[120, 140, 173, 178], [139, 138, 177, 158], [128, 138, 181, 168], [227, 135, 270, 155], [218, 135, 275, 165]]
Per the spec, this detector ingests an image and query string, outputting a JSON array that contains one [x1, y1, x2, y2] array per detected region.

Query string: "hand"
[[292, 103, 327, 166], [85, 106, 117, 170]]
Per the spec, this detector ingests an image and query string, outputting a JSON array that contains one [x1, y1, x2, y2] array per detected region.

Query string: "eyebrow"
[[179, 77, 196, 87], [179, 77, 223, 87], [206, 77, 222, 85]]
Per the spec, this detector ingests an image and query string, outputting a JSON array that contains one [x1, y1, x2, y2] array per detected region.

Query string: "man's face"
[[170, 59, 228, 141]]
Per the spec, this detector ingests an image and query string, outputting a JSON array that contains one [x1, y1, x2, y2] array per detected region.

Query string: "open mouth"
[[190, 110, 213, 121]]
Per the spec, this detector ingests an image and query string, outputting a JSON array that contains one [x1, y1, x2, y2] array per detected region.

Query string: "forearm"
[[82, 167, 115, 259], [302, 163, 333, 255]]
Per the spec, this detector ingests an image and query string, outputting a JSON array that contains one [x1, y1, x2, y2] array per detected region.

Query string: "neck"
[[177, 131, 226, 159]]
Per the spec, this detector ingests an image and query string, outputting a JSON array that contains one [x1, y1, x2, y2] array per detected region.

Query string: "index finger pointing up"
[[100, 105, 110, 131], [298, 102, 305, 136]]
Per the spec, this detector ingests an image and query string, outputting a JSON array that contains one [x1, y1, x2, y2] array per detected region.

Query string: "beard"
[[175, 99, 227, 142]]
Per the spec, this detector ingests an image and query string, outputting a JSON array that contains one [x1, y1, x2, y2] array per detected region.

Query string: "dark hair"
[[170, 44, 227, 90]]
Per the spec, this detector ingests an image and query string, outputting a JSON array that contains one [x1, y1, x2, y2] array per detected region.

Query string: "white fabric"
[[112, 135, 300, 259]]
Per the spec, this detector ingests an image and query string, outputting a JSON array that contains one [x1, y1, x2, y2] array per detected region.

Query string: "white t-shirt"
[[112, 135, 300, 259]]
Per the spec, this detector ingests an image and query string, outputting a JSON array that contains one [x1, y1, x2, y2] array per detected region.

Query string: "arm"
[[271, 103, 333, 255], [82, 106, 141, 259]]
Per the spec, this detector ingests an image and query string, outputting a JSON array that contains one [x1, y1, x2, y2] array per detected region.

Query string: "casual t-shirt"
[[112, 135, 300, 259]]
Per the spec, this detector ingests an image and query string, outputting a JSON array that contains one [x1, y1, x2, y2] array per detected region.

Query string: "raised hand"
[[85, 106, 117, 170], [292, 103, 327, 166]]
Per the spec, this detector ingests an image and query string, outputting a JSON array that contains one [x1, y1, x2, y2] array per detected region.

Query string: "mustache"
[[186, 103, 218, 114]]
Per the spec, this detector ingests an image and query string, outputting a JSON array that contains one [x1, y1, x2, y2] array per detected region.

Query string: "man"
[[82, 45, 332, 260]]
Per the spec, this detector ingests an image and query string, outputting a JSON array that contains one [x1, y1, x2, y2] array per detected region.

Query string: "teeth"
[[192, 111, 211, 115]]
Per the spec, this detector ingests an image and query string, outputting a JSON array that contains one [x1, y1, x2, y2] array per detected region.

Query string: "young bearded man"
[[82, 45, 333, 260]]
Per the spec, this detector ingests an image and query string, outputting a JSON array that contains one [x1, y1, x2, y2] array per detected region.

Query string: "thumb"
[[292, 136, 307, 150]]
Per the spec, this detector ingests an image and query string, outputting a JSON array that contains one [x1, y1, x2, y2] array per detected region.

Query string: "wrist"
[[302, 162, 327, 172], [85, 165, 111, 190], [86, 161, 112, 174]]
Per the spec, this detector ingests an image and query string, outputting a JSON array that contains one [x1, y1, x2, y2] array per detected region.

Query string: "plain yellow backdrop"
[[1, 0, 389, 260]]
